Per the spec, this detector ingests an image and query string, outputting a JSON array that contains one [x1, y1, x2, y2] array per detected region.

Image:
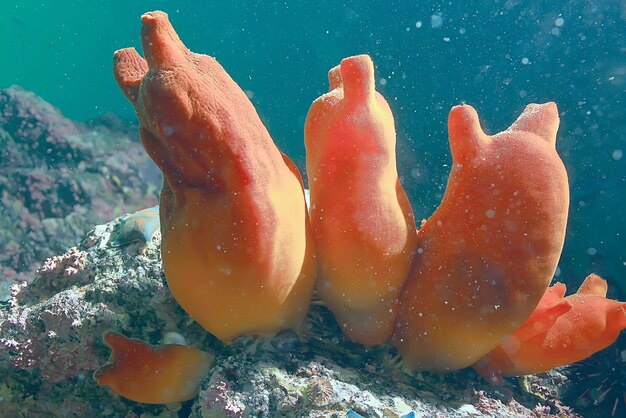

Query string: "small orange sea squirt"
[[304, 55, 418, 345], [94, 332, 215, 404], [393, 103, 570, 370], [474, 274, 626, 382], [113, 11, 316, 343]]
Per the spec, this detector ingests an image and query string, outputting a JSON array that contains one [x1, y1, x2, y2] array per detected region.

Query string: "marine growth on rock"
[[90, 10, 625, 407]]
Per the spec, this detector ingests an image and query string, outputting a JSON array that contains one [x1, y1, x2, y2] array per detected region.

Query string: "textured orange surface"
[[94, 332, 214, 404], [475, 274, 626, 382], [305, 55, 418, 345], [113, 11, 316, 343], [106, 11, 626, 391], [393, 103, 570, 371]]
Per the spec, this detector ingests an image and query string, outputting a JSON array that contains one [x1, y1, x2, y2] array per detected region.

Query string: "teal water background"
[[1, 1, 625, 291]]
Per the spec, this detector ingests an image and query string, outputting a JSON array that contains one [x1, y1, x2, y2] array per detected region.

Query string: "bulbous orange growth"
[[304, 55, 418, 345], [474, 274, 626, 383], [393, 103, 569, 370], [113, 11, 316, 343], [94, 332, 215, 404]]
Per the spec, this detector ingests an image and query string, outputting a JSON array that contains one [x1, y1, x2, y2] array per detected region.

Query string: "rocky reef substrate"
[[0, 215, 581, 417], [0, 86, 161, 299]]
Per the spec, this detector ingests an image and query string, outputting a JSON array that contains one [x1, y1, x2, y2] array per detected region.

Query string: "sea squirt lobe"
[[113, 10, 316, 343], [94, 332, 215, 404], [393, 102, 570, 371], [474, 274, 626, 382], [305, 54, 418, 346]]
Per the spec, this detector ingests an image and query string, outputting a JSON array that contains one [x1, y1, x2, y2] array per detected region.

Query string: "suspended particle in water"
[[431, 14, 443, 28], [612, 149, 623, 160]]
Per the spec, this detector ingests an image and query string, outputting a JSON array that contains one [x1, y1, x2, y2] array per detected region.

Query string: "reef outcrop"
[[0, 216, 580, 417], [0, 85, 160, 299]]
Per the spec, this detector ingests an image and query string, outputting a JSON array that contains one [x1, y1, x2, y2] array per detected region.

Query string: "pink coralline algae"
[[199, 374, 246, 417], [0, 279, 103, 382], [39, 247, 87, 279]]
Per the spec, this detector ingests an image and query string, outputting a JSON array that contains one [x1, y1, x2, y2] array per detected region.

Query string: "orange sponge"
[[393, 103, 569, 370], [304, 55, 418, 345], [94, 332, 215, 404], [113, 11, 316, 343], [475, 274, 626, 382]]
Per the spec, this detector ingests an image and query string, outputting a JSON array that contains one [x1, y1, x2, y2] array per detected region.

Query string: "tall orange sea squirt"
[[305, 55, 418, 345], [113, 11, 316, 343], [393, 103, 570, 370]]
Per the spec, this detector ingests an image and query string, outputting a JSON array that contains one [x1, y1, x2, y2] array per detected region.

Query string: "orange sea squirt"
[[94, 332, 215, 404], [106, 10, 626, 396], [305, 54, 418, 345], [393, 102, 570, 371], [474, 274, 626, 383], [113, 11, 316, 343]]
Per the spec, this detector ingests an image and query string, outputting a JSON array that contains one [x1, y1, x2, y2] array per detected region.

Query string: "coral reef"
[[0, 86, 161, 299]]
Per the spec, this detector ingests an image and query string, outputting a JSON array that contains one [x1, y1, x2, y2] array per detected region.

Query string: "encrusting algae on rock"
[[92, 9, 626, 408]]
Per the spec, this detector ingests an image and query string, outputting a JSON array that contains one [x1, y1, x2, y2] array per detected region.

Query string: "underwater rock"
[[0, 85, 161, 300], [0, 85, 82, 165], [0, 214, 582, 417]]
